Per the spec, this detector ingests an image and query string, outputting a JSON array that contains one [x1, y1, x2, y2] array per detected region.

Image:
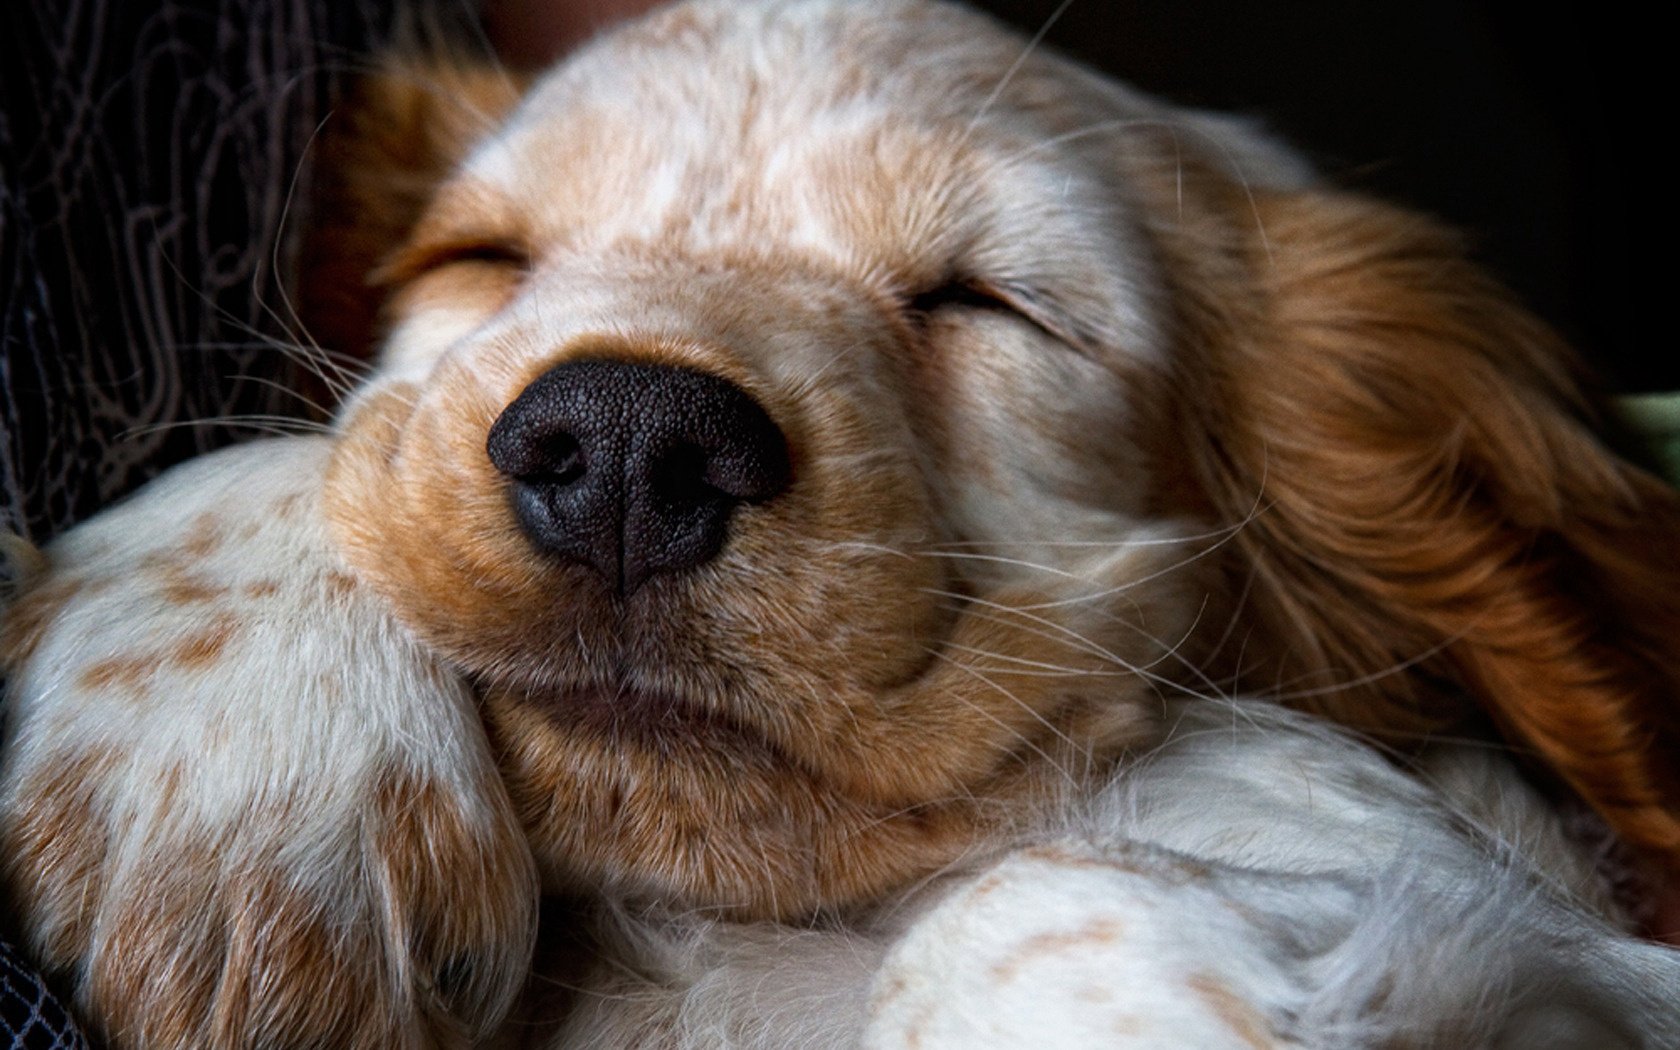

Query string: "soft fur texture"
[[3, 1, 1678, 1046]]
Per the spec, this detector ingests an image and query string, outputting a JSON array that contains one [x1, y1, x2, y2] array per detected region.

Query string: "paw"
[[0, 439, 538, 1048], [863, 843, 1305, 1050]]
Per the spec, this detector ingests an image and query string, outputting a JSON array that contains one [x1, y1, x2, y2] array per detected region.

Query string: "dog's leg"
[[863, 840, 1680, 1049], [0, 436, 538, 1049], [862, 708, 1680, 1049]]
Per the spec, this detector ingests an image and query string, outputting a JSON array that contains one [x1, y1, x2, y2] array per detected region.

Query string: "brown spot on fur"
[[73, 614, 240, 697], [1075, 984, 1112, 1004], [1187, 972, 1275, 1050], [161, 569, 227, 606], [0, 745, 121, 966], [155, 762, 186, 814], [873, 973, 908, 1009], [204, 710, 232, 751], [78, 655, 155, 696], [988, 918, 1124, 984], [180, 512, 224, 558], [273, 491, 308, 520], [323, 570, 359, 600], [0, 574, 94, 669], [172, 617, 240, 669], [902, 1007, 929, 1050], [243, 578, 282, 599]]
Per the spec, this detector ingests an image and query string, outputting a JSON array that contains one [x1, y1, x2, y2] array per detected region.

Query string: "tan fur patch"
[[0, 746, 120, 966], [76, 655, 154, 697], [1187, 972, 1277, 1050], [171, 617, 239, 668], [159, 570, 227, 606], [988, 918, 1126, 984], [0, 575, 91, 670]]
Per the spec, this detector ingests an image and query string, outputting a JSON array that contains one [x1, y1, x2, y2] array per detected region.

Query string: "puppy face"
[[322, 0, 1680, 917]]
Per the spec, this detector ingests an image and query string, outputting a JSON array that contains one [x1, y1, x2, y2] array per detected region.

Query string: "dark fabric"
[[0, 0, 396, 545], [0, 0, 406, 1042], [0, 940, 88, 1050]]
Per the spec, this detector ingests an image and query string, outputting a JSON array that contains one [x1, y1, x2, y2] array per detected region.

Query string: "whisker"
[[1259, 634, 1465, 704], [939, 640, 1118, 678], [923, 517, 1256, 550], [929, 651, 1081, 788], [227, 373, 341, 421], [920, 550, 1083, 579], [1008, 536, 1228, 612], [118, 416, 333, 440], [966, 0, 1077, 135], [925, 588, 1228, 706]]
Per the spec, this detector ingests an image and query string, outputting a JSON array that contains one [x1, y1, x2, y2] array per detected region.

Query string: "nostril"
[[526, 434, 586, 488], [650, 442, 716, 506], [487, 417, 583, 481]]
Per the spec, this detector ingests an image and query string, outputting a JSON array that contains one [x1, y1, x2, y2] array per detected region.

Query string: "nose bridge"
[[506, 246, 863, 367]]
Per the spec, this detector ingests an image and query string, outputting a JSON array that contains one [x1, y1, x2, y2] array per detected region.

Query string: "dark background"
[[973, 0, 1648, 390]]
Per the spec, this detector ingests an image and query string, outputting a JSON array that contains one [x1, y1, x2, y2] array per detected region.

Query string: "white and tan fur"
[[3, 1, 1679, 1046]]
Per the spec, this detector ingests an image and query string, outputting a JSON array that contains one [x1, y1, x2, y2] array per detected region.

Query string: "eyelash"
[[381, 238, 531, 288], [908, 277, 1080, 351], [907, 279, 1019, 317], [421, 240, 531, 273]]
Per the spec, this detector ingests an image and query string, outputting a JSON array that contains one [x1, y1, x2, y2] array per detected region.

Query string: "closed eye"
[[908, 280, 1019, 317], [376, 236, 532, 288], [908, 277, 1089, 354]]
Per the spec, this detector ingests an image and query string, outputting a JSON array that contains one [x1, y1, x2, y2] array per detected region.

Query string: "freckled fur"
[[3, 1, 1677, 1047]]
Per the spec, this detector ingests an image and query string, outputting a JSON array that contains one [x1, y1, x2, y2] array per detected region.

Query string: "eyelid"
[[374, 236, 532, 288], [907, 279, 1015, 315], [909, 276, 1091, 354]]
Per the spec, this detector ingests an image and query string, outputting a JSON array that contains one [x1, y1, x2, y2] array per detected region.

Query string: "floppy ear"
[[298, 58, 530, 362], [1188, 189, 1680, 866]]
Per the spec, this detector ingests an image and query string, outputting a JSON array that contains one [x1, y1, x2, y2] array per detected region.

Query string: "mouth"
[[479, 666, 995, 919], [509, 677, 799, 770]]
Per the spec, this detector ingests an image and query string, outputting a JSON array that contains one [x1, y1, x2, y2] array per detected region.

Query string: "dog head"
[[316, 0, 1680, 919]]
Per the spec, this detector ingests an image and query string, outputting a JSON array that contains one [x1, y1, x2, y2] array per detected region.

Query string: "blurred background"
[[970, 0, 1640, 391]]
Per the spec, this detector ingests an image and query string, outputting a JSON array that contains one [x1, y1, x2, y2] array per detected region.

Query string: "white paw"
[[0, 439, 538, 1048], [865, 843, 1309, 1050]]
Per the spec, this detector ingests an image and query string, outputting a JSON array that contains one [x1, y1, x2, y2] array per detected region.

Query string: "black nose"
[[486, 359, 791, 594]]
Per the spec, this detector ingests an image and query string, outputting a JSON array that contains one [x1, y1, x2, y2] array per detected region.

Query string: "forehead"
[[450, 0, 1159, 348]]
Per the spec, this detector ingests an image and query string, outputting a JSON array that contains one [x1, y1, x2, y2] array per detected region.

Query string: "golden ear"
[[297, 58, 530, 365], [1191, 190, 1680, 865]]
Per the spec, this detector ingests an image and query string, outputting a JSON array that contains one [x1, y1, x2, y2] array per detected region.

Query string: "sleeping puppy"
[[3, 0, 1677, 1046]]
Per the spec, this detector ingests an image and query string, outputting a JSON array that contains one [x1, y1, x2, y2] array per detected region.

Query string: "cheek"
[[324, 381, 552, 671], [377, 268, 522, 385], [910, 315, 1151, 557]]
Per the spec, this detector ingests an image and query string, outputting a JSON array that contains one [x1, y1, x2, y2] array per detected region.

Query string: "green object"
[[1617, 392, 1680, 485]]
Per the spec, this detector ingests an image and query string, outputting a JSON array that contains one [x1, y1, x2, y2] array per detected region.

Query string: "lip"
[[510, 678, 798, 767]]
